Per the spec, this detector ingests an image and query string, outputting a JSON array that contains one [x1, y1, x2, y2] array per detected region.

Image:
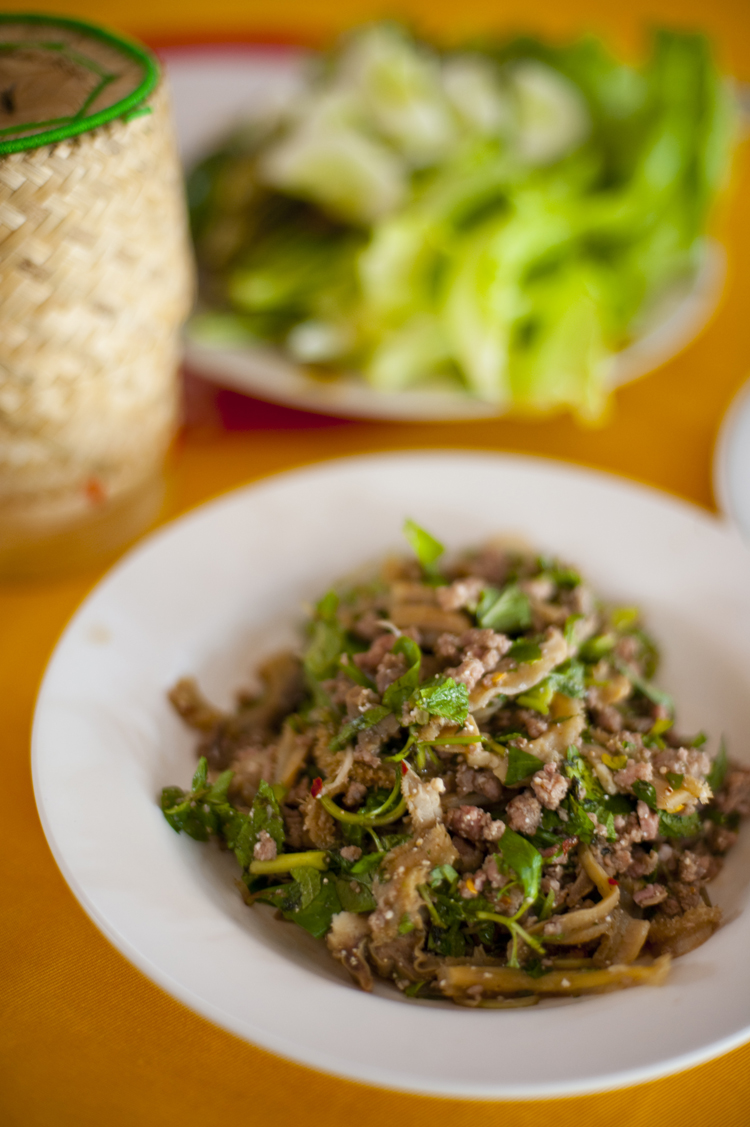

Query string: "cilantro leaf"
[[707, 738, 728, 793], [403, 519, 444, 577], [658, 810, 702, 839], [330, 705, 391, 750], [476, 583, 532, 633], [382, 636, 422, 712], [505, 745, 545, 785], [496, 828, 542, 903], [414, 676, 469, 725]]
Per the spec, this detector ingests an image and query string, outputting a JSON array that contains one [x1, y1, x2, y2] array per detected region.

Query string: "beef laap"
[[161, 522, 749, 1006]]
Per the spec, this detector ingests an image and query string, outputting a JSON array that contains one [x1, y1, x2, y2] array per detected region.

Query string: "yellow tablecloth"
[[4, 1, 750, 1123]]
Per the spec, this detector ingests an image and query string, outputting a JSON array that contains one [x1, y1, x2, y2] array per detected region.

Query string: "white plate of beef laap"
[[33, 452, 750, 1098]]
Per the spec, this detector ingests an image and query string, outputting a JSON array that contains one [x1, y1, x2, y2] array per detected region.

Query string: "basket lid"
[[0, 14, 159, 155]]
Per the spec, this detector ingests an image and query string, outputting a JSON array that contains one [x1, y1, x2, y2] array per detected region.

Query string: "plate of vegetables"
[[168, 24, 734, 421], [32, 452, 750, 1096]]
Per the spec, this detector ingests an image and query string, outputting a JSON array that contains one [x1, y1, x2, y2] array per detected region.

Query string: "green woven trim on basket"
[[0, 13, 160, 155]]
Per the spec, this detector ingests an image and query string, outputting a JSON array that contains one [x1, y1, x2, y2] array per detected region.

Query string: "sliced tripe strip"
[[470, 626, 568, 709], [436, 955, 671, 997], [593, 908, 650, 967], [525, 693, 585, 764]]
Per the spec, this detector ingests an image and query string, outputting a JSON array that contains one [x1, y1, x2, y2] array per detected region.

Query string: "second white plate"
[[164, 48, 726, 421]]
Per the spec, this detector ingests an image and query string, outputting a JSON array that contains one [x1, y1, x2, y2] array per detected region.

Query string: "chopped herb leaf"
[[160, 761, 285, 871], [564, 797, 597, 843], [403, 519, 444, 577], [330, 705, 391, 750], [505, 745, 545, 785], [563, 614, 584, 647], [507, 639, 542, 663], [579, 633, 616, 662], [428, 863, 459, 889], [398, 913, 416, 935], [338, 655, 375, 689], [542, 565, 581, 588], [292, 866, 322, 909], [707, 738, 729, 793], [414, 677, 469, 725], [382, 636, 422, 711], [521, 660, 586, 713], [610, 607, 639, 631], [538, 888, 556, 921], [516, 678, 555, 714], [614, 658, 673, 713], [260, 873, 342, 938], [476, 583, 532, 633], [564, 746, 605, 802], [666, 772, 684, 789], [600, 792, 634, 816], [496, 828, 542, 904], [658, 810, 702, 839], [632, 779, 658, 811], [304, 592, 346, 683], [601, 752, 628, 771], [334, 875, 377, 913]]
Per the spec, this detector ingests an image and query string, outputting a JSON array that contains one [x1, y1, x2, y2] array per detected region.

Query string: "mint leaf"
[[403, 519, 444, 576], [292, 866, 322, 909], [414, 676, 469, 725], [191, 757, 208, 791], [505, 745, 545, 785], [476, 583, 531, 633], [496, 828, 542, 903], [249, 779, 285, 854], [260, 874, 342, 938]]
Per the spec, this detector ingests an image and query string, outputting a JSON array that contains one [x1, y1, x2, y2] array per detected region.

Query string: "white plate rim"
[[713, 375, 750, 542], [31, 450, 750, 1098]]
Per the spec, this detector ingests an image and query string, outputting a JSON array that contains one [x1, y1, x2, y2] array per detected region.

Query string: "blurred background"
[[3, 1, 750, 1124]]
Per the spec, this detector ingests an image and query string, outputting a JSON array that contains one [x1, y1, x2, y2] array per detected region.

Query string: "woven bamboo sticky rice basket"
[[0, 15, 193, 576]]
